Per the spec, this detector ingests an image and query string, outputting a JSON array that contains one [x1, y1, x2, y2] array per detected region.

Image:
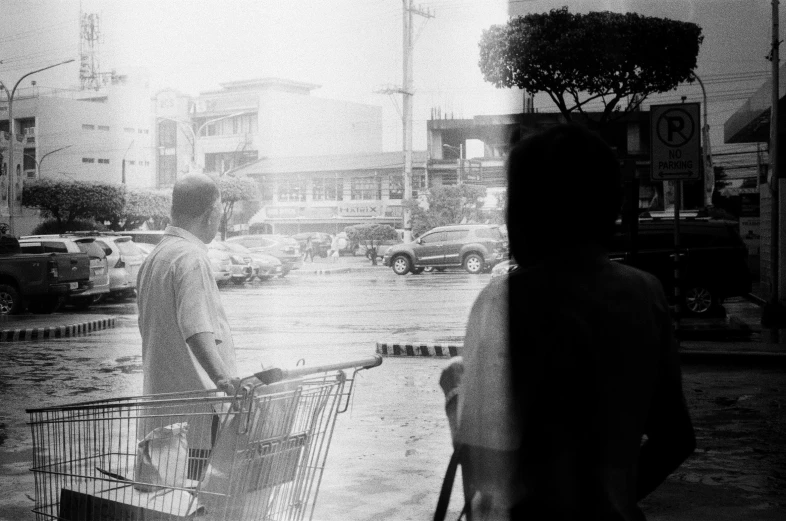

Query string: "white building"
[[0, 76, 157, 234], [154, 78, 384, 186]]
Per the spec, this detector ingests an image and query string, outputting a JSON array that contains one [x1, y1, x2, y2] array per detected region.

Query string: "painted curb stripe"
[[0, 317, 116, 343], [376, 342, 462, 357]]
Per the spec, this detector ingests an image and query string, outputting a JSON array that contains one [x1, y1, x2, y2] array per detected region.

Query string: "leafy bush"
[[344, 224, 399, 265]]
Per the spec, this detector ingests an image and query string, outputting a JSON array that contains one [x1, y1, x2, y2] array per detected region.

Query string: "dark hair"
[[506, 124, 621, 261], [171, 174, 220, 220]]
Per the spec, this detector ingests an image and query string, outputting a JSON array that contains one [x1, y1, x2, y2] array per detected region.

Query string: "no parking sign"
[[650, 103, 701, 181]]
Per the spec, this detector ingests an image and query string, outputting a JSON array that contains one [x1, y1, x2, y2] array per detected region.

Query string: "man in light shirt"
[[137, 173, 239, 479]]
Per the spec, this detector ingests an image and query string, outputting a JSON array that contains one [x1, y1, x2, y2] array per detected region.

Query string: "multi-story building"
[[154, 78, 384, 188], [232, 151, 428, 235], [0, 75, 156, 234]]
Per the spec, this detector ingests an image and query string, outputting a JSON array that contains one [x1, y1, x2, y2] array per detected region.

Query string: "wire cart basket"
[[27, 355, 382, 521]]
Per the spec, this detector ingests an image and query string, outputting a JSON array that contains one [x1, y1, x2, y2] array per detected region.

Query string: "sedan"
[[209, 241, 254, 284], [226, 234, 303, 276], [220, 241, 283, 280]]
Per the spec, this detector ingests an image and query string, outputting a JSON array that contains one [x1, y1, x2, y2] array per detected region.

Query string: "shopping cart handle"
[[251, 355, 383, 385], [253, 367, 285, 385]]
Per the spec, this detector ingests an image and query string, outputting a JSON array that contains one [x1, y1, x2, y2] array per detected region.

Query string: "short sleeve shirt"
[[137, 226, 237, 396]]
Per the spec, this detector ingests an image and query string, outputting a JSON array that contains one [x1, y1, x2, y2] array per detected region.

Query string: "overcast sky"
[[1, 0, 782, 163]]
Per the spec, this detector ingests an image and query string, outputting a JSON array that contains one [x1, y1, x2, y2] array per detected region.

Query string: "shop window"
[[351, 176, 381, 200], [389, 174, 403, 199], [313, 177, 343, 201], [278, 178, 307, 202]]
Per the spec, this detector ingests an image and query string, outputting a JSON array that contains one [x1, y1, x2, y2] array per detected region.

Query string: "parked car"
[[220, 241, 283, 280], [291, 232, 332, 258], [88, 235, 146, 300], [134, 242, 156, 257], [19, 235, 110, 310], [1, 235, 92, 314], [610, 218, 751, 315], [226, 234, 303, 275], [383, 224, 508, 275], [209, 241, 255, 284], [207, 248, 233, 286], [489, 219, 752, 315]]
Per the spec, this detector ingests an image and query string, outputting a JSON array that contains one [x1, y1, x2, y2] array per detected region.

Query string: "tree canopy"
[[99, 189, 171, 231], [405, 184, 488, 237], [218, 175, 259, 240], [22, 178, 125, 232], [478, 7, 703, 125]]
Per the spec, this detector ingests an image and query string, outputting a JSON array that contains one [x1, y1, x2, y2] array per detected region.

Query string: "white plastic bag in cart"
[[134, 422, 191, 492]]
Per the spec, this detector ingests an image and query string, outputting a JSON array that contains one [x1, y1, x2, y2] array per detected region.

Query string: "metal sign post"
[[651, 103, 701, 323]]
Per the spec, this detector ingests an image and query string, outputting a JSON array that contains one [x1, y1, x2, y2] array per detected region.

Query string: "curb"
[[294, 266, 385, 276], [376, 341, 461, 358], [376, 341, 786, 364], [0, 317, 117, 342]]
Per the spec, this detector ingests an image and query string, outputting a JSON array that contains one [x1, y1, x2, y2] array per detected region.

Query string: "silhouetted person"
[[441, 124, 695, 520]]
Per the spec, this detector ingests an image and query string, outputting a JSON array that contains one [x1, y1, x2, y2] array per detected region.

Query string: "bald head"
[[171, 174, 220, 221]]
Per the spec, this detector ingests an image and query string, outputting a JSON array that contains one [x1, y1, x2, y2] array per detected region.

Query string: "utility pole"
[[764, 0, 786, 327], [401, 0, 433, 242]]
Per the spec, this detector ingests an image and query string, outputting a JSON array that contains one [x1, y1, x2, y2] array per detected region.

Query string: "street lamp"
[[158, 111, 253, 174], [691, 72, 714, 208], [0, 58, 75, 235], [23, 145, 73, 177]]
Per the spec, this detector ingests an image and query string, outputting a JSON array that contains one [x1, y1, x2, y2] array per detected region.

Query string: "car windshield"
[[115, 238, 143, 256], [224, 243, 251, 254], [75, 240, 106, 260]]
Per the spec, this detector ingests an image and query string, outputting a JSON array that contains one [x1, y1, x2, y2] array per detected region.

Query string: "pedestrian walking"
[[137, 173, 242, 479], [330, 234, 340, 262], [437, 124, 696, 521], [303, 235, 315, 262]]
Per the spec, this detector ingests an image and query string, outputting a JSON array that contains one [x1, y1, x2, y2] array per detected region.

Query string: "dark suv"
[[383, 224, 507, 275], [608, 219, 751, 315]]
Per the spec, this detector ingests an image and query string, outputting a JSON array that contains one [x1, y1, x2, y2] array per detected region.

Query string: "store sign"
[[338, 205, 381, 217]]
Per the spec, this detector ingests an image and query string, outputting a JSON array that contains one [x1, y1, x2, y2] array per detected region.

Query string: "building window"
[[389, 174, 403, 199], [313, 177, 343, 201], [158, 154, 176, 187], [82, 124, 95, 130], [128, 160, 136, 166], [351, 176, 381, 200], [98, 125, 110, 131], [138, 128, 149, 134], [158, 120, 177, 147], [124, 127, 135, 133], [278, 178, 307, 202], [98, 158, 110, 164], [82, 157, 95, 163], [23, 148, 36, 171]]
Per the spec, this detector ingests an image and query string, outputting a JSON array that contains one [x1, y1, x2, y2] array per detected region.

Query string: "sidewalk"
[[292, 254, 386, 275]]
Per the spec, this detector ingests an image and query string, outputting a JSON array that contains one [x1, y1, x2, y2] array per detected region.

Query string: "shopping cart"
[[27, 354, 383, 521]]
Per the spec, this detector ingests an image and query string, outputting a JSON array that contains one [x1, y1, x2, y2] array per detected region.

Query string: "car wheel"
[[412, 267, 425, 275], [391, 255, 411, 275], [436, 268, 446, 272], [423, 267, 434, 273], [0, 284, 21, 315], [683, 286, 716, 315], [28, 296, 63, 314], [463, 253, 484, 274]]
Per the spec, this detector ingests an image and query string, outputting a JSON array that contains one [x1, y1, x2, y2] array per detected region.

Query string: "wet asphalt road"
[[0, 269, 784, 520]]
